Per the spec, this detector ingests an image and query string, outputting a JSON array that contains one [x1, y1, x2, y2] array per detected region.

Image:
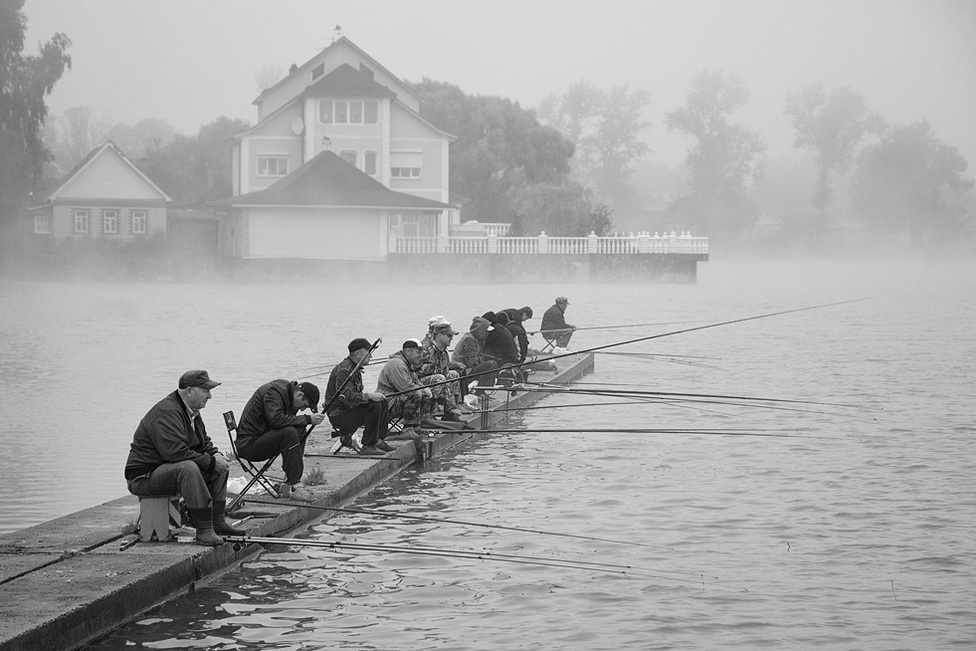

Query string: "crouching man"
[[125, 370, 246, 546]]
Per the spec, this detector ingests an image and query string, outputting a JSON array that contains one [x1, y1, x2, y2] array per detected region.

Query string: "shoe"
[[359, 445, 384, 456], [442, 410, 464, 422], [212, 500, 247, 536], [389, 426, 421, 441], [186, 507, 224, 547], [289, 485, 318, 503], [375, 439, 394, 452]]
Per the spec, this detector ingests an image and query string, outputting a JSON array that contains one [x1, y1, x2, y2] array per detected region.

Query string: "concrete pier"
[[0, 353, 593, 651]]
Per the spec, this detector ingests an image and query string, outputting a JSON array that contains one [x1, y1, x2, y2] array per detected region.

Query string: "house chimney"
[[333, 25, 343, 42]]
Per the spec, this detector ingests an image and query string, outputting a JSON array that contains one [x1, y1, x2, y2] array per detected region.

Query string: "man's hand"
[[309, 413, 326, 426], [213, 454, 230, 475], [422, 387, 433, 399], [367, 392, 386, 402]]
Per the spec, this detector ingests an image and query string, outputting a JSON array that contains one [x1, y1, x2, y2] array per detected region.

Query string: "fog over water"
[[1, 257, 974, 647]]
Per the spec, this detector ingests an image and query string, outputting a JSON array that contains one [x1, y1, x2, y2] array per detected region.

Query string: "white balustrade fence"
[[390, 231, 708, 256]]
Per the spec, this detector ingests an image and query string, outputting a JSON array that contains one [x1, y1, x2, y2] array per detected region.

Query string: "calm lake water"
[[1, 256, 974, 648]]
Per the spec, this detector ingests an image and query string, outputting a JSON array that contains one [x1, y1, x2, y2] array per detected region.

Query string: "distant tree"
[[254, 63, 285, 93], [508, 181, 613, 237], [407, 78, 575, 225], [106, 118, 175, 159], [539, 81, 651, 211], [0, 0, 71, 233], [45, 106, 113, 170], [139, 116, 250, 203], [785, 83, 883, 232], [665, 70, 766, 238], [853, 120, 973, 244]]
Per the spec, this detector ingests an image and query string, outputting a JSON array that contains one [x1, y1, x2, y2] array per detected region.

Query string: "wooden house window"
[[72, 209, 90, 234], [131, 210, 148, 235], [318, 99, 378, 125], [34, 215, 51, 234], [102, 209, 119, 234], [257, 156, 289, 177]]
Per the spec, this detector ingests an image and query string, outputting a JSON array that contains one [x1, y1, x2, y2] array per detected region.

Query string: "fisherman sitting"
[[541, 296, 575, 349], [500, 306, 533, 363], [325, 338, 392, 456], [234, 379, 324, 503], [124, 370, 246, 546], [419, 317, 469, 420], [452, 315, 498, 395], [376, 338, 433, 439]]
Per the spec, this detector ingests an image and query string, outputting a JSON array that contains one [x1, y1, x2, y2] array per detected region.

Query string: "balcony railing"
[[390, 231, 709, 255]]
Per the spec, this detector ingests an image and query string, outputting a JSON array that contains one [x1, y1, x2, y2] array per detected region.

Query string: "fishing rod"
[[480, 398, 743, 419], [225, 535, 745, 589], [385, 298, 869, 399], [429, 427, 831, 439], [243, 498, 672, 549], [527, 320, 687, 335]]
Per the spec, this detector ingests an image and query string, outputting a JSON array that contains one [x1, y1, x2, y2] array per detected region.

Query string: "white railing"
[[390, 231, 708, 255]]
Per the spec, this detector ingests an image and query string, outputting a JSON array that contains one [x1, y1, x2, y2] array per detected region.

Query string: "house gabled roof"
[[301, 63, 397, 99], [253, 36, 421, 107], [41, 141, 171, 203], [207, 151, 451, 210]]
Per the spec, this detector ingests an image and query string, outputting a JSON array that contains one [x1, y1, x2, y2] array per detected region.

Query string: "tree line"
[[2, 0, 973, 253]]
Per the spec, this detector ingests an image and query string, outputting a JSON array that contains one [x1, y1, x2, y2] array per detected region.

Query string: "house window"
[[339, 150, 358, 167], [311, 63, 324, 80], [391, 167, 421, 179], [364, 150, 378, 176], [131, 210, 148, 235], [73, 209, 90, 234], [390, 151, 423, 179], [34, 215, 51, 234], [257, 156, 289, 177], [102, 209, 119, 234], [390, 211, 437, 237], [318, 99, 378, 125]]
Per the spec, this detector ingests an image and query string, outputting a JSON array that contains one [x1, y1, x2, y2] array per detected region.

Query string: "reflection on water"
[[2, 258, 974, 648]]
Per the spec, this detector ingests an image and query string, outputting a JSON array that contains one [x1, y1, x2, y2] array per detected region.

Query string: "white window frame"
[[34, 214, 51, 234], [257, 155, 289, 177], [131, 210, 148, 235], [318, 99, 378, 125], [391, 167, 422, 179], [72, 209, 90, 234], [102, 209, 119, 234], [364, 150, 378, 176]]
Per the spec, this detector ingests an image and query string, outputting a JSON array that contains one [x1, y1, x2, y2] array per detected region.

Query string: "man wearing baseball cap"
[[418, 318, 469, 421], [125, 370, 245, 546], [235, 379, 325, 503], [376, 338, 433, 439], [325, 338, 392, 456], [541, 296, 576, 349]]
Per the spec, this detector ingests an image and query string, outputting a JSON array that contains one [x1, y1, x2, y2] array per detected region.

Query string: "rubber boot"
[[187, 507, 224, 547], [212, 501, 247, 537]]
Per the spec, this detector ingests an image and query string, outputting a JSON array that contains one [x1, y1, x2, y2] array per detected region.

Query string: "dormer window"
[[319, 99, 378, 125], [311, 63, 324, 80]]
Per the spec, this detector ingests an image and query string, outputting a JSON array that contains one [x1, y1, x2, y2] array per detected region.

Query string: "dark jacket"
[[237, 379, 310, 441], [484, 324, 520, 365], [505, 321, 529, 363], [124, 390, 218, 480], [541, 304, 572, 338], [325, 356, 368, 417]]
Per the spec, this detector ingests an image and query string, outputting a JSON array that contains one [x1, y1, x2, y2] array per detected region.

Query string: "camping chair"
[[224, 410, 281, 510]]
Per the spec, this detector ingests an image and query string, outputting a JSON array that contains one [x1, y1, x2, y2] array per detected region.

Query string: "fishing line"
[[527, 320, 689, 335]]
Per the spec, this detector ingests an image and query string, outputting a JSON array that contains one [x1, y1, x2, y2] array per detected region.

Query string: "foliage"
[[665, 70, 766, 239], [853, 121, 973, 243], [407, 78, 575, 225], [538, 81, 651, 212], [138, 116, 250, 204], [785, 83, 883, 222], [0, 0, 71, 231], [508, 181, 613, 237]]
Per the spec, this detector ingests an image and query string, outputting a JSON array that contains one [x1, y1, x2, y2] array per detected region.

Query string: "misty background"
[[13, 0, 976, 251]]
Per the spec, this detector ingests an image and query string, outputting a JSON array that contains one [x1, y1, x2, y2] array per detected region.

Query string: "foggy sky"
[[23, 0, 976, 169]]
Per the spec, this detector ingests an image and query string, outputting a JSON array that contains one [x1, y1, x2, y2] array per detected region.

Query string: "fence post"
[[436, 233, 449, 253], [487, 232, 498, 254], [538, 231, 549, 254], [587, 231, 598, 254], [638, 231, 651, 253]]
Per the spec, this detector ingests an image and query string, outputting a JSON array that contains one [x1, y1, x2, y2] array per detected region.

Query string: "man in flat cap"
[[235, 379, 325, 502], [325, 338, 392, 456], [125, 369, 245, 546], [541, 296, 576, 349], [376, 338, 433, 439]]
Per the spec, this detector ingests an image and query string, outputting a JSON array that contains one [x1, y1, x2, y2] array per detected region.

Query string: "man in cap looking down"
[[419, 317, 469, 420], [125, 370, 245, 546], [325, 338, 392, 456], [235, 379, 325, 503]]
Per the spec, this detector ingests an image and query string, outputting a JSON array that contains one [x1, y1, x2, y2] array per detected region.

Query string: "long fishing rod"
[[481, 398, 743, 419], [386, 298, 869, 399], [430, 427, 831, 439], [243, 498, 671, 549], [527, 320, 687, 335], [226, 535, 745, 589]]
